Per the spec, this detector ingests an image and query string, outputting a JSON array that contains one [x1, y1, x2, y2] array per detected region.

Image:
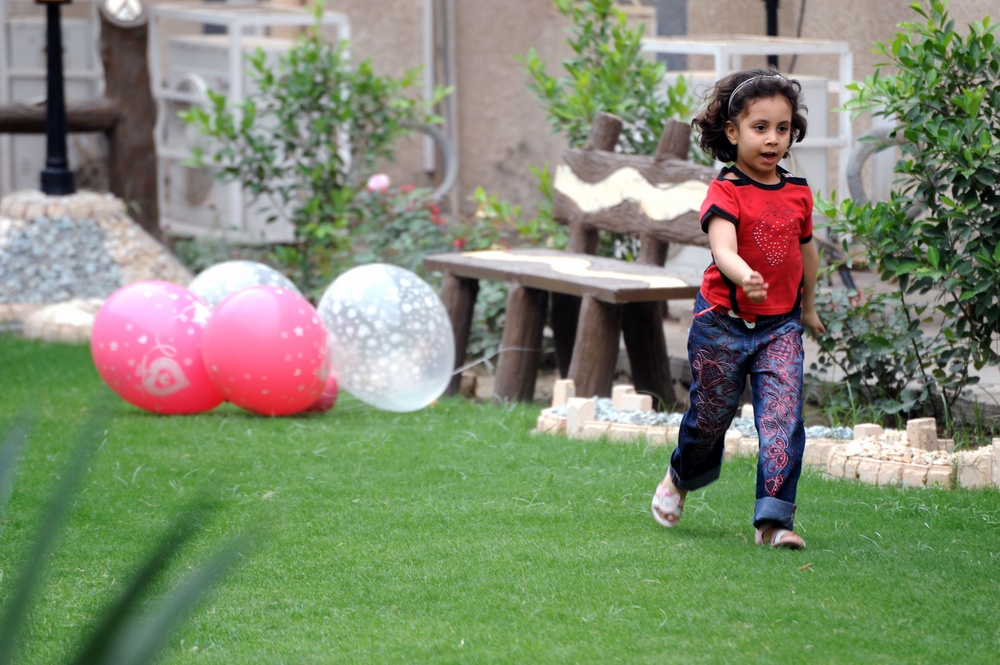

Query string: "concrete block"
[[853, 423, 884, 439], [936, 438, 956, 453], [802, 439, 838, 468], [876, 461, 903, 486], [580, 421, 611, 441], [621, 392, 653, 412], [611, 385, 635, 409], [737, 436, 757, 459], [906, 417, 938, 451], [993, 439, 1000, 488], [813, 440, 841, 467], [565, 398, 597, 438], [722, 430, 742, 459], [856, 458, 881, 485], [827, 447, 848, 478], [644, 426, 670, 446], [926, 465, 953, 489], [534, 410, 565, 435], [956, 448, 994, 489], [844, 456, 862, 480], [552, 379, 575, 407], [900, 463, 928, 488], [740, 403, 754, 419], [606, 423, 646, 443]]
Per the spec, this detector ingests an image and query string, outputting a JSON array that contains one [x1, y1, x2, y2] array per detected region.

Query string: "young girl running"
[[650, 68, 825, 549]]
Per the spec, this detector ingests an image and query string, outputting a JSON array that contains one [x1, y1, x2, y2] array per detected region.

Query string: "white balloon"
[[318, 264, 455, 412], [189, 261, 300, 308]]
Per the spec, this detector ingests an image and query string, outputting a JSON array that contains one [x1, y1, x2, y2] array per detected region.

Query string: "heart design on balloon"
[[142, 356, 192, 396]]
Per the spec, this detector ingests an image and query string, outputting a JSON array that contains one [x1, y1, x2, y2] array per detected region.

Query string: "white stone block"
[[621, 392, 653, 412], [937, 438, 956, 453], [853, 423, 884, 439], [565, 397, 597, 438], [827, 447, 848, 478], [607, 423, 646, 443], [534, 410, 565, 435], [993, 439, 1000, 488], [644, 427, 670, 446], [906, 417, 938, 451], [552, 379, 576, 407], [581, 421, 611, 441], [900, 464, 928, 488], [926, 465, 953, 489], [738, 436, 758, 459], [957, 448, 994, 489], [611, 385, 636, 409], [856, 458, 881, 485], [844, 456, 862, 481], [740, 403, 754, 419], [876, 461, 903, 486]]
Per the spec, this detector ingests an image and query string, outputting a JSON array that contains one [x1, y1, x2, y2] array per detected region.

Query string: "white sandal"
[[755, 524, 806, 549], [651, 475, 686, 528]]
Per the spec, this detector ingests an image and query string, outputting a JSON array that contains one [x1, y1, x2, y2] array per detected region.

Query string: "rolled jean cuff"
[[669, 461, 721, 493], [753, 496, 797, 530]]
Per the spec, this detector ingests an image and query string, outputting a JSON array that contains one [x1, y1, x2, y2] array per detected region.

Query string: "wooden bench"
[[424, 113, 717, 407]]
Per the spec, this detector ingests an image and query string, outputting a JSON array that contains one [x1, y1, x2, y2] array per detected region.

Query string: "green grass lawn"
[[1, 334, 998, 664]]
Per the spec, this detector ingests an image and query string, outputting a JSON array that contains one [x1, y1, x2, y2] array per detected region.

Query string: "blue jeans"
[[668, 292, 806, 530]]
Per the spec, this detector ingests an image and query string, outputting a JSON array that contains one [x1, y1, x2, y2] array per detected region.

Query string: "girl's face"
[[724, 95, 793, 184]]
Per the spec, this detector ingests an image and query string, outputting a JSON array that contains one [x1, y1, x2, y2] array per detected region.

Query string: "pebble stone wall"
[[0, 191, 193, 343]]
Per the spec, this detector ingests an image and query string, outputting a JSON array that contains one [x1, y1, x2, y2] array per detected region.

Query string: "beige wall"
[[144, 0, 1000, 220]]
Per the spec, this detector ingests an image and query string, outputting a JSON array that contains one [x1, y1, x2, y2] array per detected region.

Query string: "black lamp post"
[[763, 0, 780, 69], [37, 0, 76, 195]]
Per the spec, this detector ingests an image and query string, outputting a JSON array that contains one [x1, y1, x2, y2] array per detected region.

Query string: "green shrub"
[[816, 0, 1000, 433], [807, 287, 976, 428], [520, 0, 693, 155], [183, 1, 448, 296]]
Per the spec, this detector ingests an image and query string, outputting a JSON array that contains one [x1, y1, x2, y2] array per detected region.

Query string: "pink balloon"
[[202, 285, 328, 416], [305, 371, 339, 413], [91, 281, 224, 414]]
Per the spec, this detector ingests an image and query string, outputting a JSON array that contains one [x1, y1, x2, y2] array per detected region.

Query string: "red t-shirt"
[[699, 165, 814, 317]]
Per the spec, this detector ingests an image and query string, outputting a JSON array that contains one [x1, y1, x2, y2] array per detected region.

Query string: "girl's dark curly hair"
[[692, 67, 808, 163]]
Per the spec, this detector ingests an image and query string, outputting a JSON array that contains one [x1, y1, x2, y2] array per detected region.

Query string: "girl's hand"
[[801, 308, 826, 337], [741, 272, 769, 303]]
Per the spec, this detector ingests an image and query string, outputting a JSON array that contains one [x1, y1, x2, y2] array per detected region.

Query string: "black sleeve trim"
[[701, 204, 739, 233], [799, 233, 812, 245]]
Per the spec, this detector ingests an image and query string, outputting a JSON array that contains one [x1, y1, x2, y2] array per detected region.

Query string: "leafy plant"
[[520, 0, 693, 155], [339, 181, 451, 278], [0, 409, 243, 665], [183, 0, 448, 296], [816, 0, 1000, 431], [807, 287, 976, 429]]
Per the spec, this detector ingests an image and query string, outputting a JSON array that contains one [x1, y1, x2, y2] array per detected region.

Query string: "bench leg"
[[568, 295, 621, 398], [550, 293, 581, 378], [439, 274, 479, 396], [622, 301, 677, 411], [493, 285, 548, 402]]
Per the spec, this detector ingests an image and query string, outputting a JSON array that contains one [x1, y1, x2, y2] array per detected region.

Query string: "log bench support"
[[424, 112, 717, 409], [494, 285, 549, 401]]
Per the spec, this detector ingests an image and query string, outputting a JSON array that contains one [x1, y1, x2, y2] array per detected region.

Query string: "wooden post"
[[493, 285, 548, 402], [99, 1, 159, 238], [439, 273, 479, 396], [554, 112, 624, 376], [567, 295, 622, 398], [622, 301, 677, 411]]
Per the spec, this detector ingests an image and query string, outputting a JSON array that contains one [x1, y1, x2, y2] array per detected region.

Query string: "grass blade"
[[0, 409, 106, 665]]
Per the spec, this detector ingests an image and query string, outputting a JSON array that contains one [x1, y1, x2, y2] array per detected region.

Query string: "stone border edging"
[[533, 380, 999, 491]]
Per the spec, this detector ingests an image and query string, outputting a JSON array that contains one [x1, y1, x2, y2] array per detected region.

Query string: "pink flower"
[[453, 238, 467, 249], [366, 173, 391, 192]]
